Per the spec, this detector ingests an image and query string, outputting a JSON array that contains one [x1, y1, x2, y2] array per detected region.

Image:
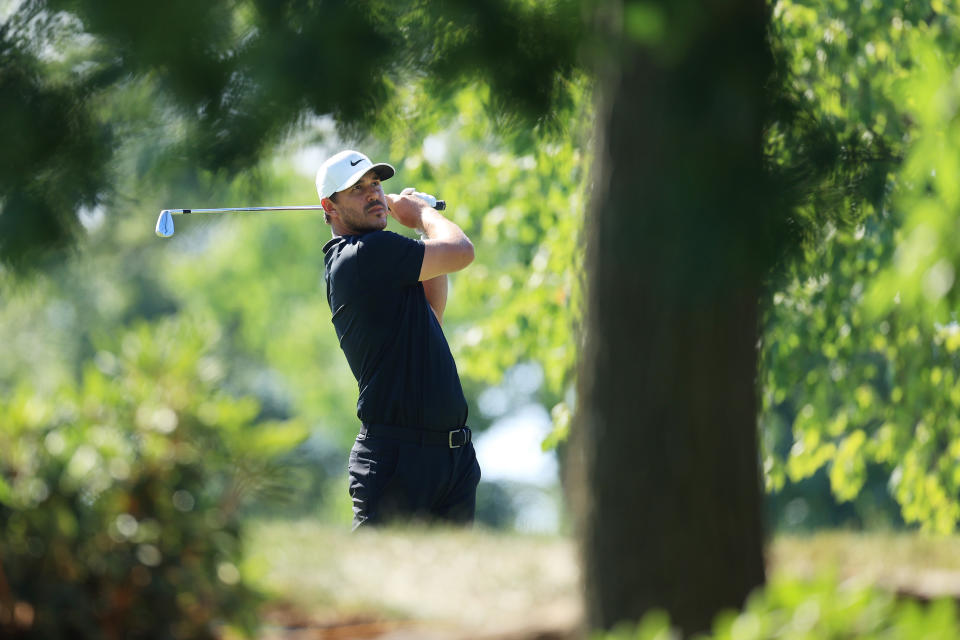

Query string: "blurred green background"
[[3, 0, 960, 637]]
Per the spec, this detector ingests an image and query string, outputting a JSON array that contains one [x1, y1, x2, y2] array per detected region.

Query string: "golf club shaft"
[[164, 205, 327, 215], [156, 193, 446, 238], [165, 196, 446, 216]]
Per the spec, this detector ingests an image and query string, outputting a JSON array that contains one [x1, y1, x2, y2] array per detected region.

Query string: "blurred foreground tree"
[[577, 0, 956, 632], [576, 0, 775, 632]]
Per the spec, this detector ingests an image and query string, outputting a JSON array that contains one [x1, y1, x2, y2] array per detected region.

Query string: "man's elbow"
[[422, 237, 475, 277], [459, 238, 475, 269]]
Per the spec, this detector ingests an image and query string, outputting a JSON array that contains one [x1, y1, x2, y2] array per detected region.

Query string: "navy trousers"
[[347, 428, 482, 529]]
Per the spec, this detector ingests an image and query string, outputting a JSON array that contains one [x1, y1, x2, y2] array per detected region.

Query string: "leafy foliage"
[[0, 16, 112, 267], [595, 575, 960, 640], [0, 0, 582, 271], [0, 315, 306, 637], [761, 1, 960, 532]]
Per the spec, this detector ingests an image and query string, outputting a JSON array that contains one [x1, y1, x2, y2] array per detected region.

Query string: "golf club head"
[[155, 210, 174, 237]]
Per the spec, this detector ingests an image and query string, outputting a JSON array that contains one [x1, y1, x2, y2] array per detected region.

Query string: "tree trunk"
[[577, 0, 773, 634]]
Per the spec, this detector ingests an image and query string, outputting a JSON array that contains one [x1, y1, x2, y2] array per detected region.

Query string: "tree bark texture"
[[578, 0, 774, 634]]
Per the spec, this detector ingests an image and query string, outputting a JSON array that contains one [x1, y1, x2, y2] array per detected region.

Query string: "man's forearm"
[[415, 207, 474, 282], [420, 209, 469, 245], [422, 274, 448, 324]]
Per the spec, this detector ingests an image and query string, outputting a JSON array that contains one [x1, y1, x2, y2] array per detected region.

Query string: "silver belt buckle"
[[448, 429, 462, 448]]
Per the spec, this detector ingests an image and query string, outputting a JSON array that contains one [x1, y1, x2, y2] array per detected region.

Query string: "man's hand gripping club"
[[386, 190, 474, 282], [386, 190, 474, 324]]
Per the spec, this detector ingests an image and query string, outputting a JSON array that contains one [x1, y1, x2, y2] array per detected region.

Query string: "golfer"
[[317, 149, 481, 529]]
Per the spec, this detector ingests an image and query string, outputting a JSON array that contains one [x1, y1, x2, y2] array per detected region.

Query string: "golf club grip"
[[402, 189, 446, 211]]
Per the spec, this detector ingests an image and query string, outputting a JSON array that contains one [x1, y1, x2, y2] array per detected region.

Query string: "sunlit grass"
[[769, 531, 960, 599], [244, 520, 960, 636], [244, 518, 581, 635]]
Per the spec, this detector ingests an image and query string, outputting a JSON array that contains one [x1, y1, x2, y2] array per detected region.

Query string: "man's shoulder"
[[348, 231, 423, 264], [325, 230, 424, 287], [357, 230, 418, 249], [323, 230, 414, 254], [322, 234, 351, 256]]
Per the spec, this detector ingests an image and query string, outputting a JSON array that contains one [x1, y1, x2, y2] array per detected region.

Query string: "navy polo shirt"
[[322, 230, 469, 431]]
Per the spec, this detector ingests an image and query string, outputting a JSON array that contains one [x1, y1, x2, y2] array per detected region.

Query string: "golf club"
[[155, 191, 445, 238]]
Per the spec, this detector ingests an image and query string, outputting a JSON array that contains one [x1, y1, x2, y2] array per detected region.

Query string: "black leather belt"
[[360, 423, 472, 448]]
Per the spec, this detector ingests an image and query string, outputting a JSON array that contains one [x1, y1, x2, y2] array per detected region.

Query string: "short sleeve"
[[356, 231, 425, 286]]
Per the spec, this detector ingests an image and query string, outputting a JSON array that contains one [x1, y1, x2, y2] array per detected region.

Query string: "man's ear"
[[321, 197, 336, 224]]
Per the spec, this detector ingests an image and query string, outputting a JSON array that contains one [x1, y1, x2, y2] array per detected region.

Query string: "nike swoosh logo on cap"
[[350, 159, 363, 166]]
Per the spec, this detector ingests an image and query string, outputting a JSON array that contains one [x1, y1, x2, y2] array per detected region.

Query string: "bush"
[[0, 316, 306, 638], [596, 575, 960, 640]]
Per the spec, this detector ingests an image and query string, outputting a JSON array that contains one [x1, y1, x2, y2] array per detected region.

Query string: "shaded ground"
[[246, 522, 960, 639]]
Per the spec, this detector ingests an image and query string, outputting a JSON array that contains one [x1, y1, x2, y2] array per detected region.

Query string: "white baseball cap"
[[316, 150, 395, 200]]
